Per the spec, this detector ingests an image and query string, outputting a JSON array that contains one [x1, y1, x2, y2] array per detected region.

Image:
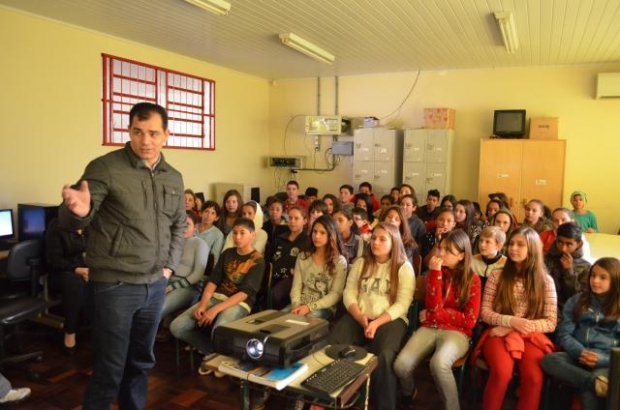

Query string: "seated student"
[[352, 207, 372, 242], [45, 217, 89, 355], [196, 200, 224, 265], [287, 215, 347, 319], [157, 211, 209, 342], [490, 208, 517, 255], [267, 206, 308, 310], [284, 180, 308, 213], [338, 184, 355, 212], [488, 192, 510, 209], [322, 193, 342, 216], [390, 186, 401, 204], [399, 183, 415, 199], [400, 194, 426, 247], [541, 257, 620, 410], [262, 198, 288, 248], [476, 227, 557, 410], [439, 194, 457, 211], [571, 190, 599, 233], [307, 199, 327, 231], [484, 199, 503, 225], [394, 229, 481, 410], [471, 226, 507, 288], [170, 218, 265, 376], [223, 201, 268, 255], [304, 187, 318, 205], [355, 193, 376, 227], [375, 194, 394, 220], [454, 199, 483, 245], [217, 189, 243, 236], [545, 222, 591, 312], [540, 207, 592, 258], [328, 223, 415, 410], [417, 189, 441, 224], [422, 208, 457, 267], [520, 198, 554, 234], [358, 181, 380, 212], [380, 205, 418, 260], [334, 208, 365, 266], [184, 189, 200, 220]]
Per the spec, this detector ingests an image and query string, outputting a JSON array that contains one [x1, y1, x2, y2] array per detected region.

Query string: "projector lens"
[[246, 338, 264, 359]]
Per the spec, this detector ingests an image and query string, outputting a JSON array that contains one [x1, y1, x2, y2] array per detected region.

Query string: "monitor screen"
[[0, 209, 14, 240], [17, 203, 58, 241], [493, 110, 526, 138]]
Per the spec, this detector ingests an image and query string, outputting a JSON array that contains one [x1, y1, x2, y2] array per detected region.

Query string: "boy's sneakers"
[[0, 387, 31, 405], [595, 375, 608, 398], [198, 356, 213, 375]]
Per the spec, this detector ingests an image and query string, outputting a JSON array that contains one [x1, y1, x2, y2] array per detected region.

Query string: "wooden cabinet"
[[478, 139, 565, 221]]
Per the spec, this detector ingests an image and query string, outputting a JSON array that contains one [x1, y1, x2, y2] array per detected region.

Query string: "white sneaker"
[[0, 387, 31, 405]]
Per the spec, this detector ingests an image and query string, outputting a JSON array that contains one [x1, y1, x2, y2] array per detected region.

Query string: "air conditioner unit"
[[596, 73, 620, 99]]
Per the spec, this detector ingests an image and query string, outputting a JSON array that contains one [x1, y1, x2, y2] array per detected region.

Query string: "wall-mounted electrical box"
[[331, 141, 354, 156], [269, 156, 303, 168], [305, 115, 342, 135]]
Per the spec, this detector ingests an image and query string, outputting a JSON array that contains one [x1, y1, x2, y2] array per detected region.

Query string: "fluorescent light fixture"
[[279, 33, 335, 64], [494, 11, 519, 53], [184, 0, 231, 16]]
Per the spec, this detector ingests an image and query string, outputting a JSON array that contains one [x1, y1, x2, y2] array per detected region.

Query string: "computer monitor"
[[493, 109, 526, 138], [17, 203, 58, 242], [0, 209, 15, 240]]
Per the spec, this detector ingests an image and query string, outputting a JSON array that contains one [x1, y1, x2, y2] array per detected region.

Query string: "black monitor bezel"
[[493, 109, 526, 138], [0, 208, 15, 240]]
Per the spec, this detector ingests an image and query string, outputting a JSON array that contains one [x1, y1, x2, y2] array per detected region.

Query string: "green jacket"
[[60, 142, 186, 284]]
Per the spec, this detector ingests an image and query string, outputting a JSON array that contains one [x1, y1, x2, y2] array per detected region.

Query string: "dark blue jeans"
[[83, 277, 166, 410]]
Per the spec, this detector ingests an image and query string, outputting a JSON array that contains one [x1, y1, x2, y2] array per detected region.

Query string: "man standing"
[[60, 102, 185, 410]]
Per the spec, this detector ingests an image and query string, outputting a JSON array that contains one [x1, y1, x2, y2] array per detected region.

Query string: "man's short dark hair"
[[340, 184, 354, 194], [427, 189, 441, 199], [129, 102, 169, 131], [286, 180, 299, 188], [359, 182, 373, 192], [233, 217, 255, 232]]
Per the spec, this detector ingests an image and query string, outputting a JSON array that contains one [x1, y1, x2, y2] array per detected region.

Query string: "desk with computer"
[[206, 310, 377, 410]]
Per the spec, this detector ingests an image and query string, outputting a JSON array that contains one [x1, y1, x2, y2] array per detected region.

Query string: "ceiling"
[[2, 0, 620, 80]]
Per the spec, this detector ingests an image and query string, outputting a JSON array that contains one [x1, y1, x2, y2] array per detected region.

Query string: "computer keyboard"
[[301, 359, 365, 396]]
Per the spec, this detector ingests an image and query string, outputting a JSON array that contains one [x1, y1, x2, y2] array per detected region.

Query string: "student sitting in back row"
[[544, 222, 591, 312], [170, 217, 265, 377], [471, 226, 507, 289], [571, 190, 599, 233], [223, 201, 268, 255], [352, 207, 372, 242], [196, 201, 225, 265], [417, 189, 441, 226]]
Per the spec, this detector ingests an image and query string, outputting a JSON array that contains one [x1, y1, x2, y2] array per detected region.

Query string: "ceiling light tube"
[[184, 0, 231, 16], [279, 33, 335, 65], [494, 11, 519, 53]]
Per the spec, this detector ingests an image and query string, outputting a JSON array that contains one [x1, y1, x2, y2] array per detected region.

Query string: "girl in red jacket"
[[394, 229, 481, 410], [477, 226, 557, 410]]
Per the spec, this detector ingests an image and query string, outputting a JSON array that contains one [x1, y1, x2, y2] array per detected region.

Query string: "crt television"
[[17, 203, 58, 242], [0, 209, 15, 240], [493, 109, 526, 138]]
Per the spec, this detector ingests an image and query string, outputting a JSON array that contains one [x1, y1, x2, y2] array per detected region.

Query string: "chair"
[[0, 239, 47, 376]]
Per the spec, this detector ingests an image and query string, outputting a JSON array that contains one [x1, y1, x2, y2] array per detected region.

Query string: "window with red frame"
[[102, 54, 215, 150]]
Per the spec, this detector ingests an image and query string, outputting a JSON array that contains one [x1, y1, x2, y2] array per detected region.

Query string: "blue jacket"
[[558, 292, 620, 368]]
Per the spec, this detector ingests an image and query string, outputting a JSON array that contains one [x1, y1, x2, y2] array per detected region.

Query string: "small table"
[[207, 348, 378, 410]]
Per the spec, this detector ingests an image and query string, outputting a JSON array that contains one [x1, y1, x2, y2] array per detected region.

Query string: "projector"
[[213, 310, 329, 367]]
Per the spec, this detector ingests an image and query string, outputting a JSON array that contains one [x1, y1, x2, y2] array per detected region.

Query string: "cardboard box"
[[423, 108, 455, 129], [529, 117, 558, 139]]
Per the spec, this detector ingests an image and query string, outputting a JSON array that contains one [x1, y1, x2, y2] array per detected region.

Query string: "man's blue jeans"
[[83, 277, 166, 410]]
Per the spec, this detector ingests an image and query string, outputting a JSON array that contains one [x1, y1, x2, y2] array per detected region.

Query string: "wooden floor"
[[1, 322, 477, 410]]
